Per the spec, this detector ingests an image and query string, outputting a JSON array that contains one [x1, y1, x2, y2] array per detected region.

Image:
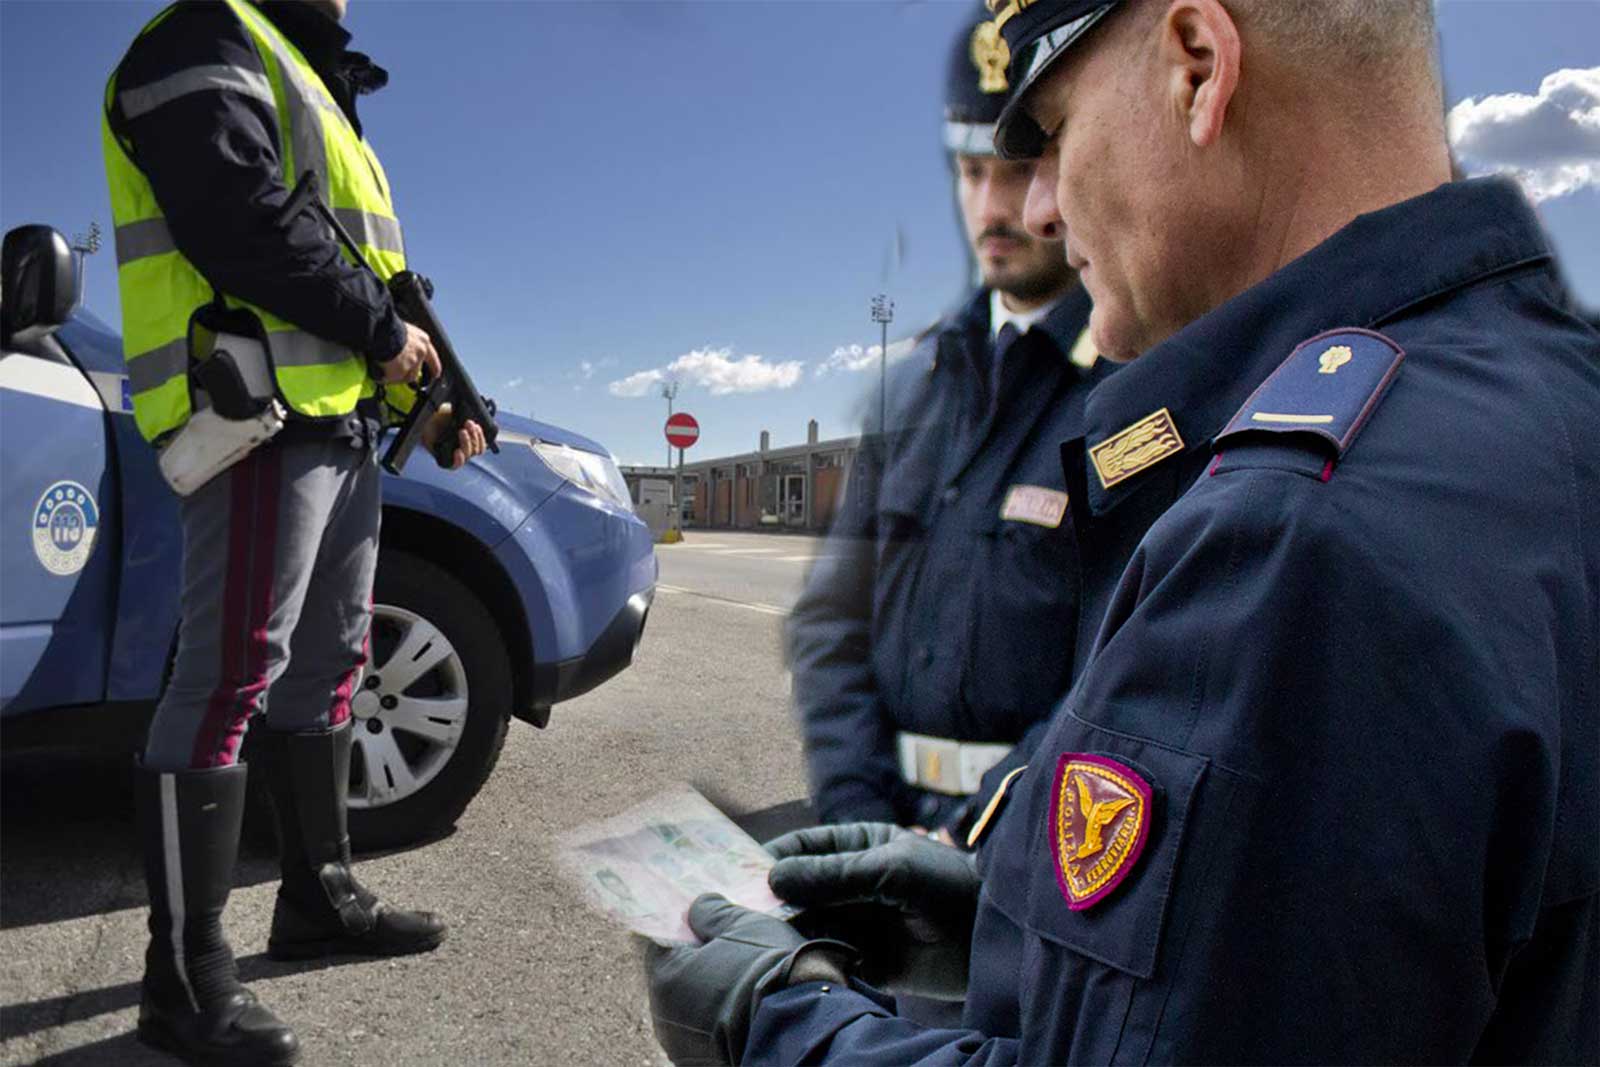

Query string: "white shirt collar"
[[990, 288, 1059, 341]]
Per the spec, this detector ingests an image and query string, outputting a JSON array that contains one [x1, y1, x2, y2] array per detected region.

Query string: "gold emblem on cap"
[[1318, 345, 1353, 375], [970, 20, 1010, 93], [1089, 408, 1185, 489], [985, 0, 1037, 33]]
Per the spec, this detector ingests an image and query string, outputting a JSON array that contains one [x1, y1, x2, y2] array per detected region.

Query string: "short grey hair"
[[1222, 0, 1438, 72]]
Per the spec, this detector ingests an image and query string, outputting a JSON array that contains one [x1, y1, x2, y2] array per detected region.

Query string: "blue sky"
[[3, 0, 1596, 466]]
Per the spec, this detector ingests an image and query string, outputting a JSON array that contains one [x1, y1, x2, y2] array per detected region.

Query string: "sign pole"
[[675, 447, 684, 532], [663, 411, 699, 541]]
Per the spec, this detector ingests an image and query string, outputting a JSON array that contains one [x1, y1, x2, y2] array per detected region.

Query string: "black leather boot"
[[256, 720, 447, 960], [135, 762, 300, 1066]]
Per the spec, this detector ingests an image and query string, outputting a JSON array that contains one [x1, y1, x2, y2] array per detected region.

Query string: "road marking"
[[656, 583, 789, 616], [707, 548, 780, 555], [665, 543, 729, 549], [776, 555, 818, 563]]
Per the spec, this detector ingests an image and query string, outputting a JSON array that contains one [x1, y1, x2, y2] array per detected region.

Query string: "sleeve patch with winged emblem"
[[1049, 753, 1153, 911]]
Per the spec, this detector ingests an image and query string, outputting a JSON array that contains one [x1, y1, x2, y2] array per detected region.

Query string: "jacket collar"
[[939, 282, 1093, 374], [257, 1, 352, 68], [1080, 177, 1552, 514]]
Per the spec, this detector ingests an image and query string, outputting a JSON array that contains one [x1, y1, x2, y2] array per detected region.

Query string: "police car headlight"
[[530, 441, 632, 509]]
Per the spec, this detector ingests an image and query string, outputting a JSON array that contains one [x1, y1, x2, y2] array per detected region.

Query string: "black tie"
[[992, 323, 1021, 403]]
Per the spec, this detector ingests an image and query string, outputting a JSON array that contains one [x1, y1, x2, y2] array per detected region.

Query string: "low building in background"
[[621, 419, 858, 532]]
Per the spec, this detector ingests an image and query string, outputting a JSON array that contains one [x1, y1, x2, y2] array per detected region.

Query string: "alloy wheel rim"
[[348, 603, 470, 809]]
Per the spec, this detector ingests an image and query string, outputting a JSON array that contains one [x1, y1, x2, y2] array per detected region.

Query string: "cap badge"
[[985, 0, 1038, 31], [1089, 407, 1185, 489], [970, 20, 1010, 93], [1049, 753, 1152, 911]]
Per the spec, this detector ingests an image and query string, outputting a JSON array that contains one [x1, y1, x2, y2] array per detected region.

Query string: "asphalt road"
[[0, 530, 822, 1066], [656, 529, 828, 611]]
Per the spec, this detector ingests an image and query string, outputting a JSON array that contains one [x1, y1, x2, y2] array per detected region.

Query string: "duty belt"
[[896, 732, 1012, 796]]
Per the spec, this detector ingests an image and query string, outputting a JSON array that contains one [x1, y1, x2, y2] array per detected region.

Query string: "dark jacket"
[[752, 179, 1600, 1064], [107, 0, 406, 369], [787, 285, 1113, 831]]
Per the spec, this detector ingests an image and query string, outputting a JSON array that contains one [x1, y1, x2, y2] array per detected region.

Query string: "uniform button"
[[942, 486, 959, 505]]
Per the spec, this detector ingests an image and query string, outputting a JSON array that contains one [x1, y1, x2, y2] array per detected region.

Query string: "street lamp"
[[870, 294, 894, 437]]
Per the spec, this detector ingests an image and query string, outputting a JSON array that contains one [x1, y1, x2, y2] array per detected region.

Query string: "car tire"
[[344, 549, 512, 852]]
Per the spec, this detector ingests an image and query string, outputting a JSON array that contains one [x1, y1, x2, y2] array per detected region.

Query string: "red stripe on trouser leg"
[[327, 608, 371, 728], [189, 446, 283, 768]]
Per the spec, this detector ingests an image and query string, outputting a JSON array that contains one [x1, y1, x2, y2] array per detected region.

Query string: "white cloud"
[[607, 368, 666, 397], [815, 337, 917, 377], [579, 360, 595, 379], [668, 347, 803, 395], [606, 347, 804, 398], [1448, 67, 1600, 202]]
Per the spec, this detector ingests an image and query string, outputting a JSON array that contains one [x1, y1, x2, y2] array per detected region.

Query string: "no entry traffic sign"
[[665, 413, 700, 450]]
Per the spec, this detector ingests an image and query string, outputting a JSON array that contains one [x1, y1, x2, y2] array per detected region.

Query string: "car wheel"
[[345, 549, 511, 852]]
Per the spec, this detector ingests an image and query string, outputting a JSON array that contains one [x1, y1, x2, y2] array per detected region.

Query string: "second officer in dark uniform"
[[787, 3, 1105, 840], [645, 1, 1599, 1063]]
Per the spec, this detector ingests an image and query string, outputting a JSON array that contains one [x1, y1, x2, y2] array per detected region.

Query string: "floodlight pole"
[[660, 379, 679, 468], [871, 295, 894, 439], [661, 379, 682, 534]]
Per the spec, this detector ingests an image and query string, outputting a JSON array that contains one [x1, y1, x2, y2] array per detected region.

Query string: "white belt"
[[896, 732, 1013, 796]]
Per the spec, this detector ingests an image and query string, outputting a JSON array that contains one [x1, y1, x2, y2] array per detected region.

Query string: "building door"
[[780, 474, 806, 526]]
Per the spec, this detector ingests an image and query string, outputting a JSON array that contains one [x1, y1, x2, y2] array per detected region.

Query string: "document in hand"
[[557, 785, 795, 944]]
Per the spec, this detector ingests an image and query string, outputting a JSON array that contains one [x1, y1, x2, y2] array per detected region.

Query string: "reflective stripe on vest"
[[103, 0, 405, 443]]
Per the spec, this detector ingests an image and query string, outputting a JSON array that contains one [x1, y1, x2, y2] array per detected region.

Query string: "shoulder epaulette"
[[1215, 328, 1404, 461]]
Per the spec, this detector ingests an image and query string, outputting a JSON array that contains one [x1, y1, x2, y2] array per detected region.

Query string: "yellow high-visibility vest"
[[102, 0, 407, 444]]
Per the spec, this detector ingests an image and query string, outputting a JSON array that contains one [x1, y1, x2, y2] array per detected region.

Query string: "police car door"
[[0, 328, 117, 714]]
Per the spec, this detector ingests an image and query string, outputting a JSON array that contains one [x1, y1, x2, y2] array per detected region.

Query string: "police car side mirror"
[[1, 225, 79, 349]]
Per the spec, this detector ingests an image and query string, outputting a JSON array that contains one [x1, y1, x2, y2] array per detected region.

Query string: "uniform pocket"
[[960, 520, 1077, 730], [1009, 712, 1268, 1065], [1022, 714, 1207, 979]]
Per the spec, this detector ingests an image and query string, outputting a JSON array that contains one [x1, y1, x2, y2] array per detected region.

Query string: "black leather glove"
[[767, 822, 981, 1000], [643, 893, 853, 1066]]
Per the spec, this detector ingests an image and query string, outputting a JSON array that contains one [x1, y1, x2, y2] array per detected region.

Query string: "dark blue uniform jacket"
[[787, 286, 1112, 830], [752, 179, 1600, 1064]]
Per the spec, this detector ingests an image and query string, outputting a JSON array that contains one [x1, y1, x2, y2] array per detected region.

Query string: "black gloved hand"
[[644, 893, 853, 1066], [767, 822, 981, 1000]]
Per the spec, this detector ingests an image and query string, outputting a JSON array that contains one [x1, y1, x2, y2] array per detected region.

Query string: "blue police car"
[[0, 224, 656, 849]]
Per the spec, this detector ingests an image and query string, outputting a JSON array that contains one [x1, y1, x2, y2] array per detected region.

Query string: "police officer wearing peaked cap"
[[643, 1, 1600, 1062], [103, 1, 485, 1063], [786, 1, 1106, 848]]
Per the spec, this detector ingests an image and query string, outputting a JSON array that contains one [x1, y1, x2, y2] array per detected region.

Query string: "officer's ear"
[[1158, 0, 1241, 149]]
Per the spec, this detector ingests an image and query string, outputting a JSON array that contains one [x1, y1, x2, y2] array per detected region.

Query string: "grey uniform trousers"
[[144, 432, 380, 771]]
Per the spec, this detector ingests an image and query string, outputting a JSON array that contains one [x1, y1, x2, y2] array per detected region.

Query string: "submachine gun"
[[277, 171, 499, 474]]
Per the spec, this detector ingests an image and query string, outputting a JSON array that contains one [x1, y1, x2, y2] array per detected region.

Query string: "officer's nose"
[[1024, 152, 1063, 241]]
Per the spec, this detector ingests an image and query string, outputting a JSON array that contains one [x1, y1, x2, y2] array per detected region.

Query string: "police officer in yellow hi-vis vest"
[[103, 1, 484, 1062]]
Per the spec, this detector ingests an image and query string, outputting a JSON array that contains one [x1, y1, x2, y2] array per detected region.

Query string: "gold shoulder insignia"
[[1318, 345, 1353, 375], [1089, 407, 1185, 489]]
